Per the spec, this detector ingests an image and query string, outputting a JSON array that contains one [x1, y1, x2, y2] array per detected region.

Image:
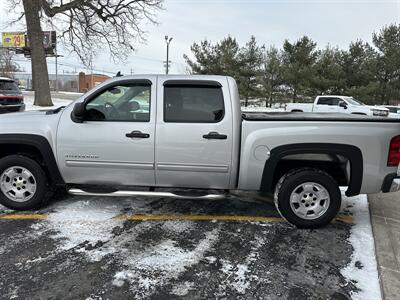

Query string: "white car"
[[286, 95, 389, 117]]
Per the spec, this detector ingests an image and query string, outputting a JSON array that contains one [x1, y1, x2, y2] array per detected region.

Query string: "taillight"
[[388, 135, 400, 167]]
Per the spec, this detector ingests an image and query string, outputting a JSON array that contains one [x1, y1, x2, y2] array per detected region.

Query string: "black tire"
[[0, 155, 52, 210], [274, 168, 341, 229]]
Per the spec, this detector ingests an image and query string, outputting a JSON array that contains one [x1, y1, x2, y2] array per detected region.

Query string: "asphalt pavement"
[[0, 191, 367, 299]]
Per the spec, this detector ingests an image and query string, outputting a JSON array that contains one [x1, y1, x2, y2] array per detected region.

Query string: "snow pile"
[[340, 194, 382, 300]]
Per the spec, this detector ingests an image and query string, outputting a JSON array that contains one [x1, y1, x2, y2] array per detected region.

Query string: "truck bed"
[[242, 112, 400, 122]]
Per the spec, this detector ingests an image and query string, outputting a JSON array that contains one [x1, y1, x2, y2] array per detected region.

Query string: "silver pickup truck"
[[0, 75, 399, 228]]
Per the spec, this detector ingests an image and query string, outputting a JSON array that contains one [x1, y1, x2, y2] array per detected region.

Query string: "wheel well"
[[0, 144, 53, 185], [260, 143, 363, 197], [271, 153, 349, 190]]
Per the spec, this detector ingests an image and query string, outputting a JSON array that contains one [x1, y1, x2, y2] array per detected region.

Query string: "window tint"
[[317, 97, 340, 106], [85, 84, 151, 122], [0, 81, 19, 91], [164, 86, 224, 123]]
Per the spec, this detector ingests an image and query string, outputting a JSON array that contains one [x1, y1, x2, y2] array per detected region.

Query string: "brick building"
[[78, 72, 110, 93]]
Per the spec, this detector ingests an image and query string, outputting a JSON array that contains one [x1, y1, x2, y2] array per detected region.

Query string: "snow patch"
[[340, 194, 382, 300], [111, 228, 220, 298]]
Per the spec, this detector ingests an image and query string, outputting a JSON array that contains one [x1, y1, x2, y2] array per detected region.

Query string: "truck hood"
[[364, 105, 388, 111], [0, 110, 49, 119]]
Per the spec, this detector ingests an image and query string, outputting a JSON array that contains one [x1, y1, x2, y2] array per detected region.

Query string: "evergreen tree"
[[372, 24, 400, 105], [312, 46, 345, 95], [281, 36, 318, 102], [259, 46, 283, 107], [238, 36, 263, 107]]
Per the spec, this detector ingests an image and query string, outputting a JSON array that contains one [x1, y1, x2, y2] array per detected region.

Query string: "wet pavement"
[[0, 192, 373, 299]]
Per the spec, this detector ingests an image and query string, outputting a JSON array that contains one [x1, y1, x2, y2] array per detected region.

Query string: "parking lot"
[[0, 191, 380, 299]]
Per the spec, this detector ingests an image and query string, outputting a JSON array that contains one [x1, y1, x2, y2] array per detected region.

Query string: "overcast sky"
[[1, 0, 399, 75]]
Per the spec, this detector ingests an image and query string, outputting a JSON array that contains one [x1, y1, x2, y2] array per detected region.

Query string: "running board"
[[68, 188, 226, 200]]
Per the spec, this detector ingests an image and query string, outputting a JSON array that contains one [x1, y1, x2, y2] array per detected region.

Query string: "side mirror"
[[71, 102, 85, 123], [339, 101, 348, 109]]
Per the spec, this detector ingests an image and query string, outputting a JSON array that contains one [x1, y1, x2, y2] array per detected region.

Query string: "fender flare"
[[0, 134, 65, 186], [260, 143, 363, 197]]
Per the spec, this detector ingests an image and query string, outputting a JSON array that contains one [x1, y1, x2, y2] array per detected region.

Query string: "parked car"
[[0, 75, 399, 228], [0, 77, 25, 113], [381, 105, 400, 118], [286, 95, 389, 117]]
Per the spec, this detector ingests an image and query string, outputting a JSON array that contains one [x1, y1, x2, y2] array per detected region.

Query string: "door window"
[[317, 97, 340, 106], [164, 86, 224, 123], [85, 84, 151, 122]]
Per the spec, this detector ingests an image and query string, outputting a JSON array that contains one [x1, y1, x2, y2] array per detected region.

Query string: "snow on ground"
[[23, 94, 74, 111], [340, 193, 382, 300], [241, 105, 284, 112]]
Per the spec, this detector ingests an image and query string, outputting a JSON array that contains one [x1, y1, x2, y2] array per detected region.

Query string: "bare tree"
[[0, 47, 20, 78], [7, 0, 163, 106]]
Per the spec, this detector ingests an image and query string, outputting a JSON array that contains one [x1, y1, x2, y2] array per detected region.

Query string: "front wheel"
[[0, 155, 52, 210], [274, 168, 341, 228]]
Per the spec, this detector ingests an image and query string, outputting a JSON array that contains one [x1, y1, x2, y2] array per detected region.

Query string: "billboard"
[[1, 32, 26, 48], [24, 31, 56, 50], [1, 31, 56, 56]]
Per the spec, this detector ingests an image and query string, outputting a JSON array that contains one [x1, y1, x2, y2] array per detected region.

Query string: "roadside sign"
[[1, 32, 26, 48]]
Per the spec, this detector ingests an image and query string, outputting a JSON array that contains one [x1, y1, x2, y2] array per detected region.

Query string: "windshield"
[[0, 80, 19, 91], [343, 97, 364, 106]]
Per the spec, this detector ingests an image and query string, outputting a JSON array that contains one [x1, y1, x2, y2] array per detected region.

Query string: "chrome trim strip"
[[68, 188, 226, 200], [65, 160, 154, 170], [156, 163, 229, 173]]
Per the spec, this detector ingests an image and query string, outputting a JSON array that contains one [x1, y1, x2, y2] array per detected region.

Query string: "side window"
[[317, 97, 331, 105], [85, 84, 151, 122], [164, 85, 224, 123], [330, 98, 340, 106]]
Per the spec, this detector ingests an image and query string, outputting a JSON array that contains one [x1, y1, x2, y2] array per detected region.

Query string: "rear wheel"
[[0, 155, 52, 210], [274, 168, 341, 228]]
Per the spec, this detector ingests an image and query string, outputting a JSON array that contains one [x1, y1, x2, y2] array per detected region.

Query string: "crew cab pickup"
[[0, 75, 399, 228], [286, 95, 389, 117]]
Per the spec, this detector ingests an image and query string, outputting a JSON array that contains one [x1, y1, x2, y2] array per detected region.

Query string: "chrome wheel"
[[0, 166, 37, 203], [289, 182, 330, 220]]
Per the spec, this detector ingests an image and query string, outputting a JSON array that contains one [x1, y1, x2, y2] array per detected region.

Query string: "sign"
[[24, 31, 56, 50], [1, 32, 25, 48]]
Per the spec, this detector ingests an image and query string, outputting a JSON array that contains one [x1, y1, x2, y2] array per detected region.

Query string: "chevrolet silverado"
[[0, 75, 399, 228]]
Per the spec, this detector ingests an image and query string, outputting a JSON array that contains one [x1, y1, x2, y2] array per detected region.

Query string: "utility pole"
[[165, 35, 173, 74]]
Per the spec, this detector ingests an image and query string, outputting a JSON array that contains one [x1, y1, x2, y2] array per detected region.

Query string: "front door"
[[155, 78, 233, 189], [57, 78, 156, 186]]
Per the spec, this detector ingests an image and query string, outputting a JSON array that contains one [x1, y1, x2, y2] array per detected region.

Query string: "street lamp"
[[165, 35, 173, 75]]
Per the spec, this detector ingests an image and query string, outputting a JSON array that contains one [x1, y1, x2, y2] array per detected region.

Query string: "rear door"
[[155, 77, 233, 189], [314, 97, 340, 112]]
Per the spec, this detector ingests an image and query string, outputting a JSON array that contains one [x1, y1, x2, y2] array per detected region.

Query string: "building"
[[12, 71, 110, 93], [78, 72, 110, 93]]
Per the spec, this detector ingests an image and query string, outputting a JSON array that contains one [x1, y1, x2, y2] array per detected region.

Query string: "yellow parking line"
[[115, 214, 354, 224], [0, 214, 48, 220], [115, 215, 284, 222], [0, 213, 353, 224]]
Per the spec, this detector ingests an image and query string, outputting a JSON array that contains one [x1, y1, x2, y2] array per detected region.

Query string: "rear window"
[[164, 85, 224, 123], [0, 80, 19, 91]]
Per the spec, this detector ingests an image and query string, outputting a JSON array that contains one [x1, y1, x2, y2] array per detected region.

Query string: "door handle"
[[203, 132, 227, 140], [126, 131, 150, 138]]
